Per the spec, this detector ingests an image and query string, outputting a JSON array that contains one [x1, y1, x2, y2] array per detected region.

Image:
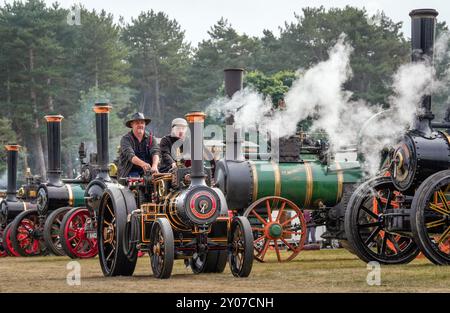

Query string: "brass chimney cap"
[[93, 104, 112, 113], [4, 144, 20, 151], [185, 111, 206, 123], [44, 115, 64, 123]]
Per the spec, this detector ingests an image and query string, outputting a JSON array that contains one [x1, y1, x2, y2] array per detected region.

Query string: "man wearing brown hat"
[[118, 112, 160, 178]]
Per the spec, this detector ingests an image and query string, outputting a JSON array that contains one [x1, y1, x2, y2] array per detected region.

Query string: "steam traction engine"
[[97, 111, 253, 278], [10, 115, 87, 256], [59, 102, 117, 259], [0, 145, 39, 256], [214, 69, 363, 263], [345, 9, 450, 265]]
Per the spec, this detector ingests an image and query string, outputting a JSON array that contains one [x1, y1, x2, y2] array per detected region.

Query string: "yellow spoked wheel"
[[411, 170, 450, 265]]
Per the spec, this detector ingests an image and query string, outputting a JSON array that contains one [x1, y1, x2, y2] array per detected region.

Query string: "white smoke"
[[208, 87, 272, 128], [434, 31, 450, 65], [433, 31, 450, 120], [390, 62, 439, 125], [207, 33, 448, 177], [279, 34, 355, 140], [208, 34, 357, 139]]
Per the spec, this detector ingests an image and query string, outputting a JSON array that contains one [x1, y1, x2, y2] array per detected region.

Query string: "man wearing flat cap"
[[159, 117, 188, 173], [118, 112, 160, 178]]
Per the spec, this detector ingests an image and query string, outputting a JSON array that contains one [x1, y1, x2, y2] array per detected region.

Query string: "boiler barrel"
[[36, 183, 86, 215], [215, 159, 362, 210], [0, 200, 37, 225]]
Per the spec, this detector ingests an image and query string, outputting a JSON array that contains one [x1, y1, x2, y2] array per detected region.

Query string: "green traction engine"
[[214, 68, 363, 262]]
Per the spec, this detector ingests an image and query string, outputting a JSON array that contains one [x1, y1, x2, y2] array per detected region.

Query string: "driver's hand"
[[141, 162, 151, 172], [150, 164, 159, 174], [171, 162, 177, 169]]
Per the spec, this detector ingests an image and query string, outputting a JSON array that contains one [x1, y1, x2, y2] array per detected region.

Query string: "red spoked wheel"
[[3, 223, 20, 256], [61, 208, 97, 259], [243, 196, 307, 262], [0, 226, 7, 257], [11, 209, 46, 256]]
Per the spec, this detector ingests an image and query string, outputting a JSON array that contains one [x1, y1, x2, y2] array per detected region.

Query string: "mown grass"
[[0, 249, 449, 292]]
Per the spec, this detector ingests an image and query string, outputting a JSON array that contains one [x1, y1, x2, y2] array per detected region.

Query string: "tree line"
[[0, 0, 447, 179]]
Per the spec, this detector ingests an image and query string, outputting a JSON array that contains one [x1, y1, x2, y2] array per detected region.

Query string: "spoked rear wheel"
[[61, 207, 98, 259], [0, 226, 7, 257], [411, 170, 450, 264], [11, 209, 46, 256], [98, 189, 137, 276], [344, 176, 419, 264], [149, 218, 174, 279], [2, 223, 20, 256], [228, 216, 253, 277], [43, 207, 70, 256], [190, 249, 228, 274], [244, 196, 307, 262]]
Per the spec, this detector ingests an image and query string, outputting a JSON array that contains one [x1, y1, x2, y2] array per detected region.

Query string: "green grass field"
[[0, 249, 449, 292]]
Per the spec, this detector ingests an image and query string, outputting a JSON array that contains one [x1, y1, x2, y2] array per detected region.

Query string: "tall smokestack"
[[224, 68, 244, 161], [185, 111, 206, 185], [410, 9, 438, 135], [5, 144, 20, 202], [224, 68, 243, 98], [93, 102, 112, 181], [44, 115, 64, 186]]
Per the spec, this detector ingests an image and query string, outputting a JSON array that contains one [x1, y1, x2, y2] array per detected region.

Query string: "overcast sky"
[[7, 0, 450, 46]]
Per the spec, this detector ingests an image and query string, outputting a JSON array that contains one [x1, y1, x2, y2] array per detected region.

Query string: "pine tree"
[[188, 18, 261, 107], [122, 10, 192, 135]]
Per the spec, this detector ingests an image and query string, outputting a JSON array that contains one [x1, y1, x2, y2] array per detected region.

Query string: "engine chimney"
[[44, 115, 64, 186], [185, 111, 206, 185], [93, 102, 112, 181], [410, 9, 439, 136], [224, 68, 244, 161], [224, 68, 243, 98], [5, 144, 20, 202]]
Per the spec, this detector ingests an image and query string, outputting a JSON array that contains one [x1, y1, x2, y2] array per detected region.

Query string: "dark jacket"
[[159, 135, 183, 172], [118, 131, 160, 178]]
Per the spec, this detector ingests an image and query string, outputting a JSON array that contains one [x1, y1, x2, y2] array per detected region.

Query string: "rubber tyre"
[[98, 188, 137, 276], [228, 216, 253, 277], [344, 176, 419, 264], [411, 170, 450, 265], [2, 223, 19, 256], [190, 249, 228, 274], [149, 218, 174, 279]]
